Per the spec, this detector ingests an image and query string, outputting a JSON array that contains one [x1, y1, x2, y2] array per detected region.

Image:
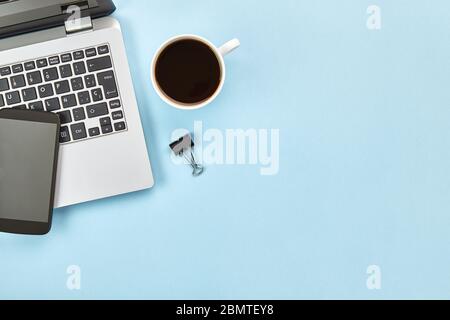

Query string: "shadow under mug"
[[151, 34, 240, 110]]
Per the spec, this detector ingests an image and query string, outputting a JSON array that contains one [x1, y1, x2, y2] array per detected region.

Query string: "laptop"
[[0, 0, 154, 208]]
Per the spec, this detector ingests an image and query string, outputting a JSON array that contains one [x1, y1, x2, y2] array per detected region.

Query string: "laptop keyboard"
[[0, 44, 127, 144]]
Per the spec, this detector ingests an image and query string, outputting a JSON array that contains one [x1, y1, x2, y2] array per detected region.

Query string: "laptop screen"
[[0, 0, 113, 39], [0, 0, 98, 20], [0, 0, 79, 17]]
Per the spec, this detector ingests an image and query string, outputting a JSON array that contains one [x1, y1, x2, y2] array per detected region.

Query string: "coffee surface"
[[155, 39, 221, 105]]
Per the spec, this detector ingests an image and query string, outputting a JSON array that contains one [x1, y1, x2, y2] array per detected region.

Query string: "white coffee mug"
[[151, 34, 240, 110]]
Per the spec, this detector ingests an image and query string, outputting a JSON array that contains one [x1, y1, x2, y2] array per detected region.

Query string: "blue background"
[[2, 0, 450, 299]]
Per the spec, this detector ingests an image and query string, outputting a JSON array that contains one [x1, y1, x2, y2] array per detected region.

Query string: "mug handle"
[[218, 39, 240, 57]]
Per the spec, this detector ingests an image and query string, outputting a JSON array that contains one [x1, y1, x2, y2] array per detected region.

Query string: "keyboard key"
[[98, 45, 109, 55], [89, 127, 100, 137], [109, 99, 121, 109], [27, 71, 42, 85], [111, 110, 123, 120], [59, 126, 71, 143], [55, 80, 70, 94], [59, 64, 72, 78], [61, 53, 72, 63], [0, 78, 9, 92], [12, 64, 23, 73], [43, 67, 59, 81], [85, 48, 97, 57], [0, 94, 4, 107], [71, 123, 87, 140], [62, 94, 77, 108], [5, 91, 21, 105], [73, 51, 84, 60], [10, 75, 26, 89], [22, 87, 37, 102], [72, 107, 86, 121], [87, 56, 112, 72], [38, 84, 54, 98], [49, 56, 60, 65], [37, 59, 48, 68], [99, 117, 111, 126], [71, 77, 84, 91], [97, 70, 118, 99], [13, 104, 27, 110], [77, 91, 91, 105], [86, 102, 108, 118], [24, 61, 36, 71], [91, 88, 103, 102], [84, 74, 96, 88], [45, 97, 61, 111], [29, 101, 44, 111], [73, 61, 86, 75], [101, 124, 113, 134], [0, 67, 11, 76], [57, 110, 72, 124]]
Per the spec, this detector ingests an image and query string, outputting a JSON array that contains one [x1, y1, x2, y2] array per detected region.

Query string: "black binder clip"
[[170, 134, 204, 177]]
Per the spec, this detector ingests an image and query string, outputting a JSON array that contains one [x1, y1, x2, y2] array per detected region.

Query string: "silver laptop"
[[0, 0, 154, 207]]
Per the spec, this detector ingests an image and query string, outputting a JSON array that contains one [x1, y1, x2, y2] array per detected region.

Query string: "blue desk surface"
[[2, 0, 450, 299]]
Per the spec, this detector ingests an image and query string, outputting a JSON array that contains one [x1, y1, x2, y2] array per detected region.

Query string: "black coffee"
[[155, 39, 221, 105]]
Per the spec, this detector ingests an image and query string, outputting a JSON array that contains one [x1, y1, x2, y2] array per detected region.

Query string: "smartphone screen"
[[0, 114, 59, 231]]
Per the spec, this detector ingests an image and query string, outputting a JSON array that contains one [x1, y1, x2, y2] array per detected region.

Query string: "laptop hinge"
[[64, 16, 93, 35]]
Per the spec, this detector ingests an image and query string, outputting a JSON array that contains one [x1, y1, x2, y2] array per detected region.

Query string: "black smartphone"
[[0, 109, 60, 235]]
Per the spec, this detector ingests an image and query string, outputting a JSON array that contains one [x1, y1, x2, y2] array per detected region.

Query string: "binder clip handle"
[[170, 134, 204, 177]]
